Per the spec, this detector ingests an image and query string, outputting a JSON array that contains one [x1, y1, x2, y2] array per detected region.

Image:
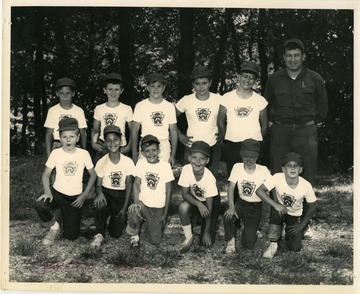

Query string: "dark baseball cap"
[[146, 73, 167, 84], [240, 61, 260, 76], [239, 139, 260, 157], [284, 39, 305, 52], [190, 66, 212, 80], [104, 73, 123, 83], [140, 134, 160, 146], [282, 152, 303, 166], [56, 78, 75, 88], [103, 125, 122, 137], [58, 117, 79, 131], [190, 141, 210, 157]]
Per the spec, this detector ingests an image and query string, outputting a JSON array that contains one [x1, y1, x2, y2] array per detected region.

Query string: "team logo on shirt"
[[195, 108, 211, 122], [62, 161, 78, 176], [150, 112, 164, 126], [281, 193, 296, 207], [110, 172, 122, 187], [241, 180, 256, 197], [103, 113, 118, 126], [145, 172, 159, 190], [191, 184, 205, 199], [234, 106, 253, 117], [59, 114, 71, 121]]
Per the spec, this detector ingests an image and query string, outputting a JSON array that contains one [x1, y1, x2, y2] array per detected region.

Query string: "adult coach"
[[265, 38, 328, 237]]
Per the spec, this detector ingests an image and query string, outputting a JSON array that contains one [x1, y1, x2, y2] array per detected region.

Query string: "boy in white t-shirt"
[[223, 139, 271, 253], [44, 78, 87, 158], [175, 66, 224, 177], [126, 135, 174, 248], [219, 61, 268, 175], [35, 118, 96, 246], [92, 73, 133, 162], [178, 141, 220, 253], [131, 73, 178, 167], [91, 125, 135, 250], [256, 152, 317, 259]]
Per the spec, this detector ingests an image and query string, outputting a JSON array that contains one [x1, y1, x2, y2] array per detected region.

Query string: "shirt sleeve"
[[94, 157, 105, 177], [163, 162, 175, 183], [77, 108, 88, 129], [44, 107, 55, 128], [228, 163, 240, 183], [263, 174, 276, 191], [178, 165, 190, 187], [84, 151, 94, 170], [93, 105, 101, 121], [168, 103, 177, 124], [45, 150, 57, 169], [175, 97, 186, 113], [125, 105, 133, 122], [304, 182, 317, 203], [132, 102, 142, 123], [205, 171, 218, 197]]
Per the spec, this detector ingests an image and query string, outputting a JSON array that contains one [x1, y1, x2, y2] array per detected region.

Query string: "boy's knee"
[[179, 201, 190, 215], [267, 224, 281, 241]]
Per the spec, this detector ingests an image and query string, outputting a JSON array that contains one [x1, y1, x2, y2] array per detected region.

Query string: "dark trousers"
[[224, 198, 262, 249], [94, 187, 126, 238], [34, 187, 81, 240], [267, 208, 303, 252]]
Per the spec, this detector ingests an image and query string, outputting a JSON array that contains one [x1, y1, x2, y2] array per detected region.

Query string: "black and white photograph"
[[1, 0, 358, 293]]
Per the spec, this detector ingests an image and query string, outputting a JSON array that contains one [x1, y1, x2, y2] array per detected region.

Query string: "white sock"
[[51, 221, 59, 230], [131, 235, 139, 242], [182, 225, 193, 241]]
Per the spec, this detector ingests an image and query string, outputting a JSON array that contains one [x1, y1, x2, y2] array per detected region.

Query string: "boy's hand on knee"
[[71, 194, 87, 208], [274, 203, 287, 216], [128, 203, 141, 213], [287, 223, 304, 235], [202, 232, 212, 247], [37, 194, 53, 202], [94, 193, 107, 208], [224, 208, 238, 221], [197, 202, 210, 218]]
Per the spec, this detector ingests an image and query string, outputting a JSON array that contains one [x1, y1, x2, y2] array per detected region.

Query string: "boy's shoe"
[[225, 238, 236, 254], [130, 235, 140, 249], [91, 233, 104, 250], [180, 235, 194, 254], [257, 230, 264, 239], [303, 225, 314, 240], [42, 226, 60, 246], [263, 242, 278, 259]]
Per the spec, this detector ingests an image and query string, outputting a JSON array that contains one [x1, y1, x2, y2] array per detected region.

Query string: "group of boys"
[[35, 38, 327, 259]]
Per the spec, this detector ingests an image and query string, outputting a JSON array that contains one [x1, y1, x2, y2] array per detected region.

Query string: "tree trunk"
[[178, 8, 195, 99], [257, 9, 269, 96]]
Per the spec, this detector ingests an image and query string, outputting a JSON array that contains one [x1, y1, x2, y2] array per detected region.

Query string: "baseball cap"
[[140, 134, 160, 146], [281, 152, 303, 166], [146, 73, 167, 84], [190, 141, 210, 157], [58, 117, 79, 131], [56, 78, 75, 88], [103, 125, 122, 137], [240, 61, 260, 76], [190, 66, 212, 80], [284, 38, 305, 52], [239, 139, 260, 157], [104, 73, 123, 83]]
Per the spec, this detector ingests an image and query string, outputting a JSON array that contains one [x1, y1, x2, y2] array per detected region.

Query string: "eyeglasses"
[[240, 73, 256, 81]]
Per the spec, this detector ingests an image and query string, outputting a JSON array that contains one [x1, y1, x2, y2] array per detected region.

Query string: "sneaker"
[[263, 242, 278, 259], [225, 238, 236, 254], [42, 226, 60, 246], [180, 235, 194, 254], [91, 233, 104, 250], [130, 235, 140, 249], [303, 225, 314, 240], [257, 230, 264, 239]]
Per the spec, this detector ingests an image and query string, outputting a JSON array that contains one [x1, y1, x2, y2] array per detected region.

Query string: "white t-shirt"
[[176, 93, 222, 146], [178, 164, 218, 202], [263, 173, 317, 217], [134, 160, 174, 208], [229, 163, 271, 202], [46, 147, 94, 196], [44, 104, 87, 140], [93, 102, 133, 146], [132, 99, 177, 140], [95, 154, 135, 190], [221, 90, 268, 142]]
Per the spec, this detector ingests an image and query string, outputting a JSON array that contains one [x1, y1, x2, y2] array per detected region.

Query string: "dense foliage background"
[[9, 7, 353, 174]]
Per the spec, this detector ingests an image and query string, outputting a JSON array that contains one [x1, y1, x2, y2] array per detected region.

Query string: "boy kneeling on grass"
[[256, 152, 317, 259], [125, 135, 174, 248], [91, 125, 135, 249], [178, 141, 220, 253], [35, 117, 96, 246]]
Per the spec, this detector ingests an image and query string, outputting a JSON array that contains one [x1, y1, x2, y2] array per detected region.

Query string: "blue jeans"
[[94, 187, 126, 238], [34, 187, 81, 240], [270, 123, 318, 185], [224, 198, 262, 249]]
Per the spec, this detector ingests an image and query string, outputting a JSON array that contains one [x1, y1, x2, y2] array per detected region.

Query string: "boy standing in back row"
[[44, 78, 87, 158], [92, 73, 133, 162], [131, 73, 178, 167]]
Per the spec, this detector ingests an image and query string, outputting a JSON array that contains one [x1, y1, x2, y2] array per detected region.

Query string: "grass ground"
[[6, 155, 354, 286]]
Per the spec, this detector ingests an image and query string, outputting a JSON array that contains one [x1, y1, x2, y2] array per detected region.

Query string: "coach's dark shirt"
[[265, 66, 328, 124]]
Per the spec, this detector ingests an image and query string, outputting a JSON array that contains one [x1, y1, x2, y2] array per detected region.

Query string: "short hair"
[[59, 128, 80, 135]]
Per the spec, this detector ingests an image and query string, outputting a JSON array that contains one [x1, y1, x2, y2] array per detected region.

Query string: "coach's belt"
[[274, 120, 315, 129]]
